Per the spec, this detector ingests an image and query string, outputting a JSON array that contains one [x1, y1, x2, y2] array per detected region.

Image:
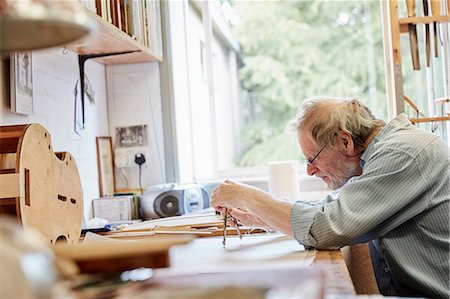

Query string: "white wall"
[[106, 63, 166, 190], [0, 47, 109, 222], [1, 48, 166, 224]]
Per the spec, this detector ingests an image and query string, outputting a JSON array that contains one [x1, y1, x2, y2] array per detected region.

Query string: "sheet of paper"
[[157, 233, 315, 276], [83, 232, 136, 243], [121, 213, 222, 231]]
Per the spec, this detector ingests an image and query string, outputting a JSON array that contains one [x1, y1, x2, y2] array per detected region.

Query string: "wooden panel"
[[75, 251, 169, 274], [0, 197, 20, 219], [53, 236, 192, 274], [0, 154, 16, 171], [17, 124, 84, 245], [341, 244, 379, 294], [0, 125, 28, 154], [0, 173, 20, 198]]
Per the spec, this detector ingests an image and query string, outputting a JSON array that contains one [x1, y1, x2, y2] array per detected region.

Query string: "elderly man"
[[211, 97, 449, 298]]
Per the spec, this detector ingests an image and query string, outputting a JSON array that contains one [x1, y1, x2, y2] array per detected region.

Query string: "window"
[[165, 0, 387, 183]]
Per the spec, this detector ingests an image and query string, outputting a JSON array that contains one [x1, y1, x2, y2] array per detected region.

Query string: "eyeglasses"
[[306, 143, 328, 165]]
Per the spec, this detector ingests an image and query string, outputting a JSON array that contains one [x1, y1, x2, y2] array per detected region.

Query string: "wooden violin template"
[[0, 124, 83, 244]]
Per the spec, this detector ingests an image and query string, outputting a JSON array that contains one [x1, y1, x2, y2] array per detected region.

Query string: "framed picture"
[[10, 52, 34, 115], [115, 124, 148, 148], [96, 137, 115, 197]]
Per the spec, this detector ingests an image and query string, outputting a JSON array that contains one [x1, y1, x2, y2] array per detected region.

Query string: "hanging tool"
[[423, 0, 431, 67], [430, 0, 441, 57], [406, 0, 421, 70]]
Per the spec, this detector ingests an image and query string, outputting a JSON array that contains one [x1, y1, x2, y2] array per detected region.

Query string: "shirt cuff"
[[291, 201, 319, 247]]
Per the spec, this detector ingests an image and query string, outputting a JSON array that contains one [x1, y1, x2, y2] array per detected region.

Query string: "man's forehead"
[[298, 132, 316, 154]]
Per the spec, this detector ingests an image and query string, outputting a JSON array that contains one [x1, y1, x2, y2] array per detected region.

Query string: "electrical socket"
[[114, 147, 150, 168]]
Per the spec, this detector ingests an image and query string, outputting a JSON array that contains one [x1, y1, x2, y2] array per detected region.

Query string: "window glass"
[[218, 0, 387, 174], [171, 1, 387, 181]]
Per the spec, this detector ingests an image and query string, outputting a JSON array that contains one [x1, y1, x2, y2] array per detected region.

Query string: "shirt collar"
[[360, 113, 411, 169]]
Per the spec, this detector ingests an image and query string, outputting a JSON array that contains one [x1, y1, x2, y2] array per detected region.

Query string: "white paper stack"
[[92, 195, 137, 222]]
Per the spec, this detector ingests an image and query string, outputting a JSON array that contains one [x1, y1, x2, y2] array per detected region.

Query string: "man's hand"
[[228, 207, 271, 229], [211, 179, 264, 209], [211, 179, 295, 237]]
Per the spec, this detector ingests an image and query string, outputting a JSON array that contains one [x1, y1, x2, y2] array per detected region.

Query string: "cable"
[[135, 153, 146, 193], [138, 165, 142, 193]]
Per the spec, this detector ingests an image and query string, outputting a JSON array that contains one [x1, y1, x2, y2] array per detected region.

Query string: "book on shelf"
[[125, 0, 134, 37], [119, 0, 127, 33], [95, 0, 102, 16], [80, 0, 163, 56], [148, 0, 163, 55], [142, 0, 149, 47]]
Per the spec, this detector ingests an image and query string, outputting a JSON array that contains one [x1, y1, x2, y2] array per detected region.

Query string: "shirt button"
[[384, 267, 390, 272]]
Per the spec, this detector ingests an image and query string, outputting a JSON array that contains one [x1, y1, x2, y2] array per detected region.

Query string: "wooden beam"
[[409, 116, 450, 123]]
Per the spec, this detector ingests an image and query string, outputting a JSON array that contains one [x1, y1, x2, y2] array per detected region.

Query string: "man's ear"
[[337, 131, 356, 155]]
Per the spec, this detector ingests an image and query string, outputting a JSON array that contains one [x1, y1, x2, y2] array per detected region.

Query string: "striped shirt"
[[291, 114, 449, 297]]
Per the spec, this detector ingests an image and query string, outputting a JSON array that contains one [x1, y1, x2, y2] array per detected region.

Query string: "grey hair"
[[285, 96, 385, 148]]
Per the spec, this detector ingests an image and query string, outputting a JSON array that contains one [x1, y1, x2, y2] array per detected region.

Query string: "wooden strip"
[[0, 125, 28, 135], [404, 95, 419, 112], [435, 97, 450, 103], [0, 173, 20, 198], [75, 251, 169, 273], [0, 198, 16, 206], [409, 116, 450, 123], [0, 169, 15, 174], [399, 15, 450, 25], [388, 0, 405, 114]]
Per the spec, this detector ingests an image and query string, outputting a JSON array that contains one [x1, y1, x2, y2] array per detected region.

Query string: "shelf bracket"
[[78, 50, 140, 128]]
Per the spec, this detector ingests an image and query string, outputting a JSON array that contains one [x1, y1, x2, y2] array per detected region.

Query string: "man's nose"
[[306, 163, 317, 176]]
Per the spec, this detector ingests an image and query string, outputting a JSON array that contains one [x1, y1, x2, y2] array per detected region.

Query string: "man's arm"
[[211, 180, 295, 237]]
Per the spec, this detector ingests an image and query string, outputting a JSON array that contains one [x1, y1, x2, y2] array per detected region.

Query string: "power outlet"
[[114, 147, 150, 168]]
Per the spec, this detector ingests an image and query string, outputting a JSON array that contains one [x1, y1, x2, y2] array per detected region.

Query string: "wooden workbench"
[[66, 233, 356, 298], [155, 233, 356, 297], [315, 249, 356, 295]]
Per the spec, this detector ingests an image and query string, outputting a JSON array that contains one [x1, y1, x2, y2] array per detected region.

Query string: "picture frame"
[[115, 124, 148, 148], [10, 52, 34, 115], [96, 137, 115, 197]]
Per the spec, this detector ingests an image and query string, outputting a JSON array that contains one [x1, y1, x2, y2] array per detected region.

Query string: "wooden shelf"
[[67, 9, 162, 65], [399, 15, 450, 33]]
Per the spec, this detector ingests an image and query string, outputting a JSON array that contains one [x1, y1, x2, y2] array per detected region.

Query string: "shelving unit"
[[386, 0, 449, 119], [68, 7, 162, 65]]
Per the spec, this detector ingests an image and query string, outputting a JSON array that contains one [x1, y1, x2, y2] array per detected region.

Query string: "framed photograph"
[[115, 125, 148, 148], [96, 137, 115, 197], [10, 52, 34, 115]]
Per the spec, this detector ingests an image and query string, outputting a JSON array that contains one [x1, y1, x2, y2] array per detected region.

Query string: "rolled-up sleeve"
[[291, 201, 320, 247]]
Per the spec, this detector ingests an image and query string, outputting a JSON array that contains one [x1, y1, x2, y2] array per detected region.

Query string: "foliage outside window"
[[227, 0, 387, 168]]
